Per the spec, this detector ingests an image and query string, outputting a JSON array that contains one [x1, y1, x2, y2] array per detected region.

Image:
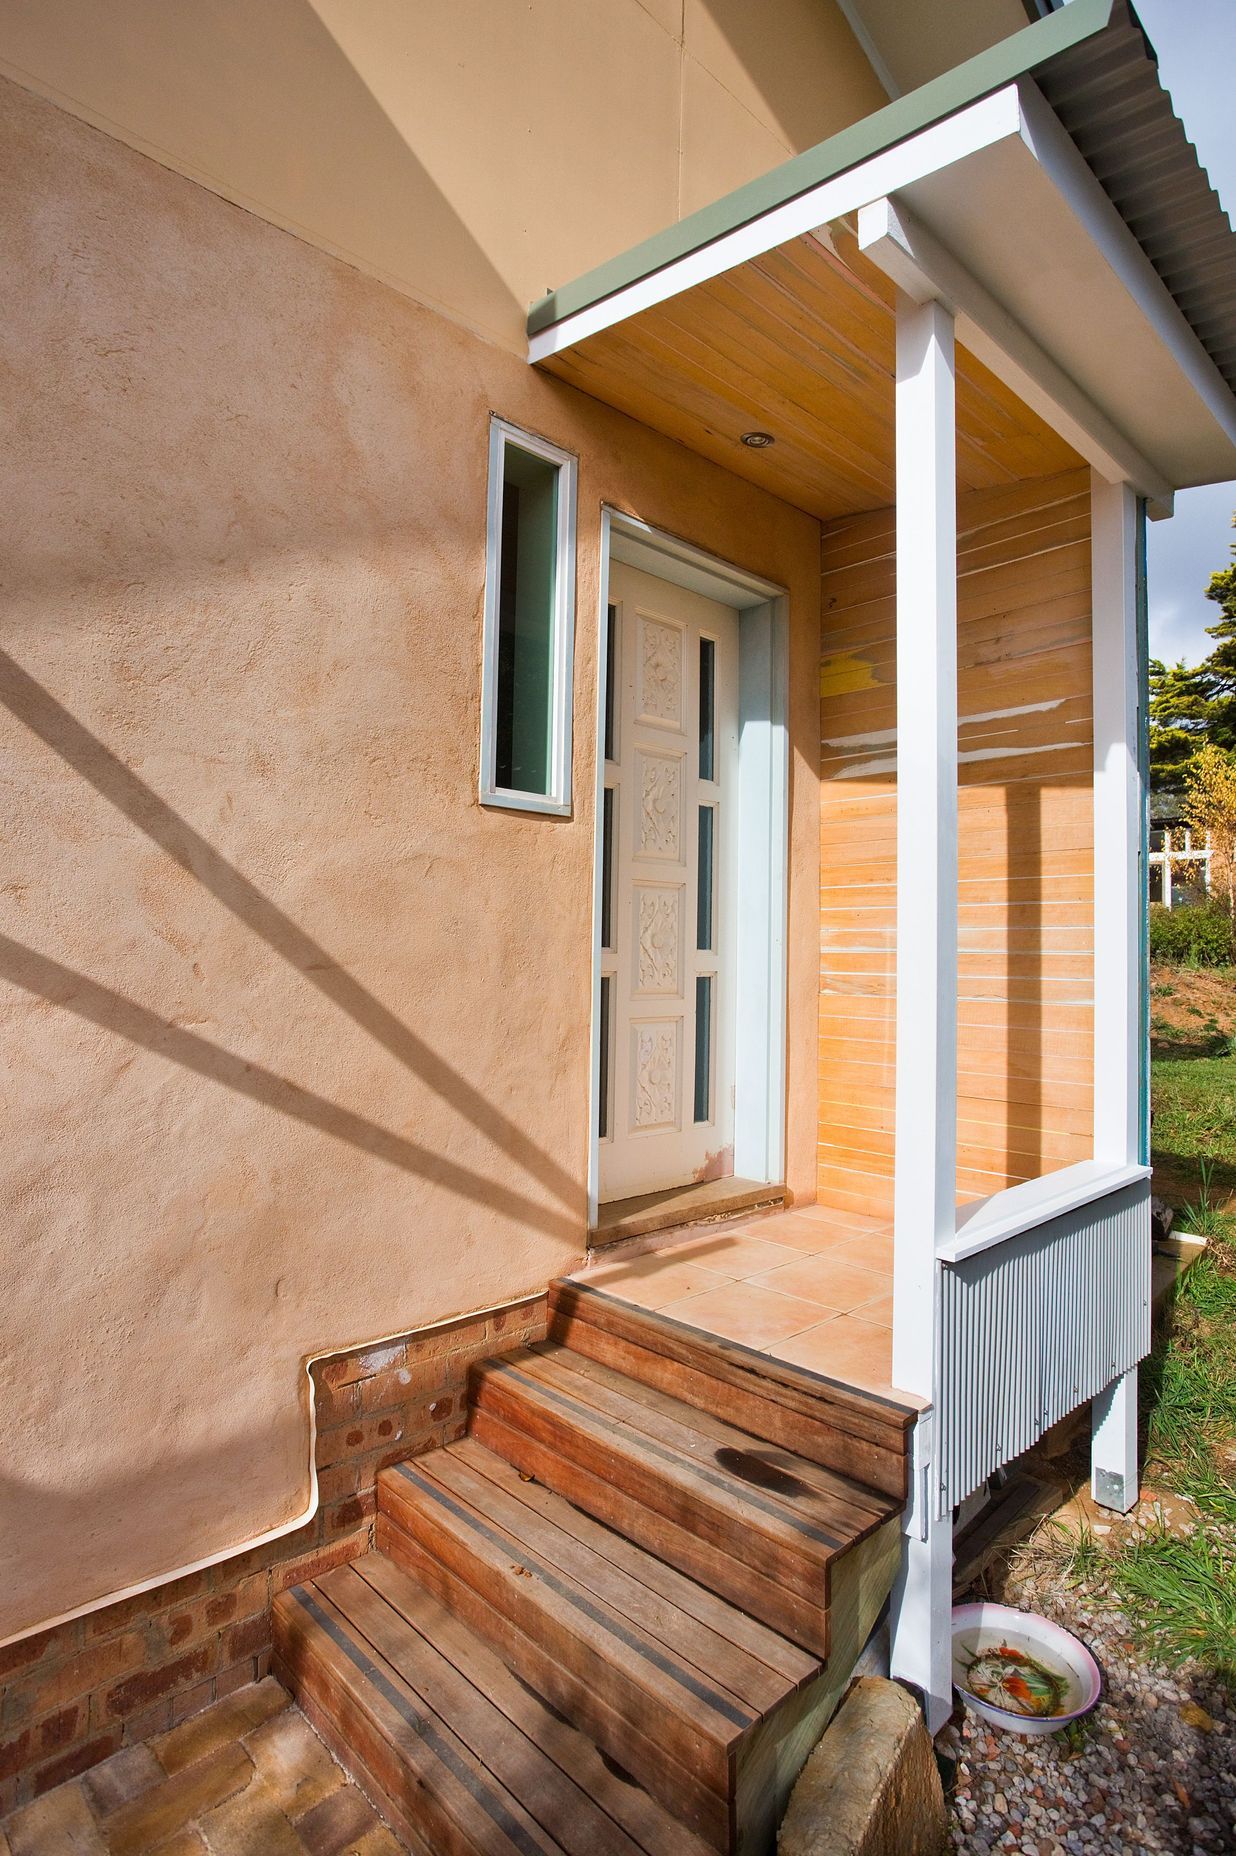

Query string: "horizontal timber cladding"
[[817, 467, 1095, 1216], [937, 1181, 1151, 1508]]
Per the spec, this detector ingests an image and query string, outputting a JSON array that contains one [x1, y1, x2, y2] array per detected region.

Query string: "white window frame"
[[479, 417, 578, 816]]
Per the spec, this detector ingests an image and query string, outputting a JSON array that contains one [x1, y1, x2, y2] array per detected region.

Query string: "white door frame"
[[589, 509, 790, 1226]]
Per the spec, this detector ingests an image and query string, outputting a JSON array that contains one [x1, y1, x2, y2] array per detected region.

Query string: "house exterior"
[[1149, 793, 1211, 908], [2, 0, 1236, 1839]]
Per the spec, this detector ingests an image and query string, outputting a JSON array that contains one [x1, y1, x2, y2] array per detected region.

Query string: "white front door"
[[598, 562, 738, 1202]]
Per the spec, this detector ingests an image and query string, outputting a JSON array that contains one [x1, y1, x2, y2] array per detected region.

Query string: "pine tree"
[[1149, 656, 1213, 789], [1148, 514, 1236, 789], [1199, 516, 1236, 752]]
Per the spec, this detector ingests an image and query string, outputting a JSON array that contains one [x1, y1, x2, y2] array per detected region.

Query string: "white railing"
[[934, 1167, 1152, 1510]]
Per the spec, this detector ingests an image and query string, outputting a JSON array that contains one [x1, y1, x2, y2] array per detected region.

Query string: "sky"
[[1133, 0, 1236, 667]]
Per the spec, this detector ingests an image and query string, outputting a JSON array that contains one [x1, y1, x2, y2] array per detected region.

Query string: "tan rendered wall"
[[817, 468, 1095, 1215], [0, 78, 823, 1643], [0, 0, 884, 355]]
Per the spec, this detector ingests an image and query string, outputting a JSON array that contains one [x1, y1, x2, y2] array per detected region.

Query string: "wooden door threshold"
[[591, 1176, 784, 1248]]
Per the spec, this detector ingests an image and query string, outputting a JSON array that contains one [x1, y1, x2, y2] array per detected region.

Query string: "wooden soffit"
[[539, 225, 1081, 523]]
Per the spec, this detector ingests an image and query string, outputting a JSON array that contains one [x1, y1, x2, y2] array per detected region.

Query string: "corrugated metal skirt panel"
[[938, 1181, 1151, 1510]]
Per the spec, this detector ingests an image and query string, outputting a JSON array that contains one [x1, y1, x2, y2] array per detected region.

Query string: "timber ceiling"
[[540, 227, 1082, 521]]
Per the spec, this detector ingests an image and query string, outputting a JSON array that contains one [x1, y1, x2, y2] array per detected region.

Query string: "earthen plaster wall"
[[0, 0, 885, 355], [0, 77, 823, 1643]]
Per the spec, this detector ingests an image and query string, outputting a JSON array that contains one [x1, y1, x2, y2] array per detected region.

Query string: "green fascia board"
[[527, 0, 1116, 338]]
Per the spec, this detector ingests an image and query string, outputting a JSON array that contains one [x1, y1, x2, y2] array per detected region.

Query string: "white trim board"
[[586, 511, 789, 1225], [529, 86, 1025, 362], [943, 1161, 1151, 1263], [856, 196, 1173, 511]]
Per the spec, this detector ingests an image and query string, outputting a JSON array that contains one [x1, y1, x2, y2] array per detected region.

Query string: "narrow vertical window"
[[604, 603, 618, 763], [694, 975, 713, 1123], [698, 637, 716, 782], [601, 787, 615, 950], [697, 806, 714, 951], [481, 421, 577, 813], [598, 976, 612, 1139]]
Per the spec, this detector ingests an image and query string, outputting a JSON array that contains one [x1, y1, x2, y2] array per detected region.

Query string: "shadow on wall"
[[0, 652, 585, 1243]]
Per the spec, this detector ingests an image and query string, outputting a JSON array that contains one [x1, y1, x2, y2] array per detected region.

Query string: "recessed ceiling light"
[[740, 430, 775, 448]]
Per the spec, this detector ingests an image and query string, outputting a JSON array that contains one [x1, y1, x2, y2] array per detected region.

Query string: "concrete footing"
[[778, 1677, 946, 1856]]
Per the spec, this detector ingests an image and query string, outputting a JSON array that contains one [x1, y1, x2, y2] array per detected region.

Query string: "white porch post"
[[1090, 472, 1143, 1512], [887, 292, 958, 1732]]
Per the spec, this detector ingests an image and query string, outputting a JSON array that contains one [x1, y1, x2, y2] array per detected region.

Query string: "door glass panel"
[[601, 786, 615, 950], [598, 975, 612, 1139], [604, 603, 617, 763], [693, 974, 712, 1124], [697, 805, 714, 951], [699, 637, 715, 782]]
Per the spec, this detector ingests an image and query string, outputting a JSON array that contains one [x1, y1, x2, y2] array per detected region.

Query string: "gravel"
[[943, 1577, 1235, 1853]]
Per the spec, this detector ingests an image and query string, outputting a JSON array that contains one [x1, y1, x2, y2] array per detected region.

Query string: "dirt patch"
[[1149, 961, 1236, 1060]]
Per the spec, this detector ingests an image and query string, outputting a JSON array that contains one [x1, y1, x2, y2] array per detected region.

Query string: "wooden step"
[[468, 1342, 901, 1655], [547, 1279, 915, 1500], [274, 1551, 713, 1856], [375, 1439, 827, 1852]]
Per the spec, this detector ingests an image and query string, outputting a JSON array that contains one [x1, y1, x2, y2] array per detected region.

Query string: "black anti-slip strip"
[[292, 1588, 547, 1856], [496, 1362, 846, 1552], [395, 1461, 751, 1731]]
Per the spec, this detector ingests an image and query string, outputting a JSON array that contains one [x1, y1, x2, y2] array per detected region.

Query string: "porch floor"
[[571, 1202, 924, 1406]]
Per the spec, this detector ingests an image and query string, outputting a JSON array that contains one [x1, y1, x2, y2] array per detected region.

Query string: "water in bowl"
[[952, 1620, 1084, 1720]]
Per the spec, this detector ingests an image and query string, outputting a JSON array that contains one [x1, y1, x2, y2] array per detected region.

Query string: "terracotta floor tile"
[[5, 1782, 107, 1856], [736, 1212, 849, 1251], [828, 1231, 895, 1273], [663, 1231, 807, 1276], [788, 1203, 889, 1231], [856, 1291, 894, 1327], [581, 1255, 736, 1310], [244, 1708, 344, 1822], [656, 1281, 825, 1349], [745, 1252, 889, 1312], [772, 1315, 894, 1393]]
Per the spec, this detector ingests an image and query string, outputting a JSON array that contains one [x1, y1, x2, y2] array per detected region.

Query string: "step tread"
[[550, 1281, 916, 1433], [547, 1280, 913, 1501], [445, 1436, 816, 1690], [524, 1342, 896, 1541], [275, 1555, 711, 1856], [471, 1347, 889, 1592], [382, 1449, 772, 1746]]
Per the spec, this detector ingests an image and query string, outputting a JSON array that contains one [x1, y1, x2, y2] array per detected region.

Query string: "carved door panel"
[[598, 563, 738, 1202]]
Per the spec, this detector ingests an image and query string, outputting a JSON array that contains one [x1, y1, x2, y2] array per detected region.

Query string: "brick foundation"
[[0, 1293, 547, 1810]]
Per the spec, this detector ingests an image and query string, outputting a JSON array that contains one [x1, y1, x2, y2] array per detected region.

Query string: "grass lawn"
[[1109, 960, 1236, 1685]]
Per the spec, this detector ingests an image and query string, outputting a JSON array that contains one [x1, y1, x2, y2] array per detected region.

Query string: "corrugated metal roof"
[[528, 0, 1236, 415], [1037, 2, 1236, 398]]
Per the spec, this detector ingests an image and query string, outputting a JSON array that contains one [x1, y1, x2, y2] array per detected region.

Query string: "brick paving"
[[0, 1678, 405, 1855]]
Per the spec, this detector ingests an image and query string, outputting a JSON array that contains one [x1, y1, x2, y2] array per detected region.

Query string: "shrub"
[[1149, 902, 1233, 967]]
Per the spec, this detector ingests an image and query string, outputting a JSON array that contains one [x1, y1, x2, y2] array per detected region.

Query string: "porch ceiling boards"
[[539, 227, 1081, 523]]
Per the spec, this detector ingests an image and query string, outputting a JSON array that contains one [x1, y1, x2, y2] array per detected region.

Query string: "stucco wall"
[[0, 0, 885, 355], [0, 77, 822, 1642]]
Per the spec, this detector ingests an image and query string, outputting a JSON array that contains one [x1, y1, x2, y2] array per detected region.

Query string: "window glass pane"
[[598, 975, 612, 1139], [495, 444, 558, 794], [694, 974, 712, 1124], [697, 806, 714, 951], [601, 787, 615, 950], [699, 637, 715, 782], [604, 603, 617, 763]]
